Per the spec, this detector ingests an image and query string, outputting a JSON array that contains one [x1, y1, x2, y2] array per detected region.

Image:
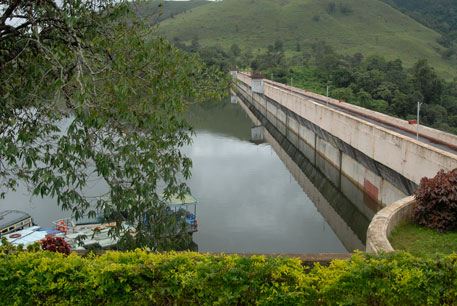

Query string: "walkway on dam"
[[265, 80, 457, 156]]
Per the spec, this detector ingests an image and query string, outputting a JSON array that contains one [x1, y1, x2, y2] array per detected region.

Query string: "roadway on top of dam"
[[261, 80, 457, 156]]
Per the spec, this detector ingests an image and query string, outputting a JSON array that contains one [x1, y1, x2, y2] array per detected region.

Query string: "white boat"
[[0, 225, 64, 247]]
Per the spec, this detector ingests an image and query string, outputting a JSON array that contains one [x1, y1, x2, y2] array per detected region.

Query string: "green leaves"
[[0, 250, 457, 305], [0, 0, 229, 250]]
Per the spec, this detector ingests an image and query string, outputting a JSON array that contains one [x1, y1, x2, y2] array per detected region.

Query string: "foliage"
[[244, 45, 457, 134], [158, 0, 455, 78], [338, 2, 353, 15], [0, 250, 457, 305], [40, 237, 71, 256], [134, 0, 210, 24], [0, 237, 41, 254], [0, 0, 229, 251], [381, 0, 457, 43], [326, 2, 336, 14], [380, 0, 457, 65], [414, 168, 457, 232], [177, 22, 457, 134], [412, 59, 443, 104], [230, 43, 241, 57], [390, 223, 457, 257]]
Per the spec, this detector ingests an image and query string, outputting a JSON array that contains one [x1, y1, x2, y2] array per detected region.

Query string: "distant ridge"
[[158, 0, 455, 78]]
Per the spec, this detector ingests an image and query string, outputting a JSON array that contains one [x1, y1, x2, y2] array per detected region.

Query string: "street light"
[[417, 101, 423, 140], [326, 85, 330, 107]]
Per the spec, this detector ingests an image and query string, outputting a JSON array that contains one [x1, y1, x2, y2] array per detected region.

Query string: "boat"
[[0, 226, 62, 247], [0, 194, 199, 251], [50, 193, 200, 251], [0, 210, 34, 236], [164, 193, 199, 233]]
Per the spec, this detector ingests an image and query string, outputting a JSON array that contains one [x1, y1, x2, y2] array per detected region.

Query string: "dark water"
[[0, 99, 369, 253]]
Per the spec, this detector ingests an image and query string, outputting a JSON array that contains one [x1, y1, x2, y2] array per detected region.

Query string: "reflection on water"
[[239, 100, 368, 251], [186, 101, 252, 141], [183, 101, 346, 253], [0, 99, 352, 253], [182, 132, 345, 253]]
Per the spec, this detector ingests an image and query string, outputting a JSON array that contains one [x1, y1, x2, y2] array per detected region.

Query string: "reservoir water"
[[0, 99, 380, 253]]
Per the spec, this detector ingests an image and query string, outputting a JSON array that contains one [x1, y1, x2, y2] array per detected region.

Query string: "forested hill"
[[380, 0, 457, 65], [157, 0, 456, 78], [381, 0, 457, 41]]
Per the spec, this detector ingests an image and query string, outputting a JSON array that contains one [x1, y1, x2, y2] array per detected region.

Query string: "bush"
[[326, 2, 336, 14], [414, 168, 457, 232], [41, 236, 71, 255], [338, 3, 353, 15], [0, 247, 457, 305]]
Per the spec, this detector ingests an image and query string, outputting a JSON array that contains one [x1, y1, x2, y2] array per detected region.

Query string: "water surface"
[[0, 101, 348, 253]]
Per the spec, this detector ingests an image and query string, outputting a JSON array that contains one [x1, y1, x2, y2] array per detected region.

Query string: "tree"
[[338, 3, 353, 15], [412, 59, 443, 104], [318, 54, 341, 80], [0, 0, 228, 250], [373, 82, 397, 103], [332, 87, 355, 103], [332, 69, 354, 88], [356, 89, 373, 107], [230, 43, 241, 57], [274, 39, 283, 53], [190, 35, 200, 52], [326, 2, 336, 14]]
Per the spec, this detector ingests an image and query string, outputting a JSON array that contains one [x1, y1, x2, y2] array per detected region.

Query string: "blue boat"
[[164, 193, 199, 233]]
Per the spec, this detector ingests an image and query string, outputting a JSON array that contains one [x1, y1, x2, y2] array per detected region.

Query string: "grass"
[[135, 0, 210, 23], [158, 0, 456, 78], [389, 223, 457, 257]]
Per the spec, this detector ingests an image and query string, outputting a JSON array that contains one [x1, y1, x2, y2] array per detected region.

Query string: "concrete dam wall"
[[235, 88, 371, 251], [233, 72, 457, 207]]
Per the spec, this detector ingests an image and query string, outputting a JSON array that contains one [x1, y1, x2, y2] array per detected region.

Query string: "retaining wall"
[[365, 196, 416, 254]]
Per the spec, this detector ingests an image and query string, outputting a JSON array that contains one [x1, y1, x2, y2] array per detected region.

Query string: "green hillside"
[[159, 0, 455, 78], [135, 0, 210, 23]]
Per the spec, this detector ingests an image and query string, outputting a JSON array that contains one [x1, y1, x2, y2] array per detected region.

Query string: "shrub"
[[338, 3, 353, 15], [41, 236, 71, 255], [414, 168, 457, 232], [0, 249, 457, 305], [326, 2, 336, 14]]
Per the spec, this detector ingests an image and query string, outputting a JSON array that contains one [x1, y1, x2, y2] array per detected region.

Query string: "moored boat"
[[0, 210, 34, 236], [0, 194, 199, 251], [165, 193, 199, 233]]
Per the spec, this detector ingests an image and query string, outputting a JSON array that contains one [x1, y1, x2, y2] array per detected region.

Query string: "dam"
[[231, 71, 457, 251], [232, 71, 457, 206]]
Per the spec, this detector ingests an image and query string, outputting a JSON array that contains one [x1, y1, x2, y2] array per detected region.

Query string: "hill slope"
[[159, 0, 455, 77], [135, 0, 211, 23]]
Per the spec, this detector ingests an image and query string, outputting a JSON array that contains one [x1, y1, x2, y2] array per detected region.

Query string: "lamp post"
[[417, 101, 423, 140], [326, 85, 330, 107]]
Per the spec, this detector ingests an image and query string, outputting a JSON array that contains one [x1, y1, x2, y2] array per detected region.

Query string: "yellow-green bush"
[[0, 244, 456, 305]]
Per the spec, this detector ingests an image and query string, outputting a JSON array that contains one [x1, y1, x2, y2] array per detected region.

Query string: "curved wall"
[[366, 196, 415, 254]]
